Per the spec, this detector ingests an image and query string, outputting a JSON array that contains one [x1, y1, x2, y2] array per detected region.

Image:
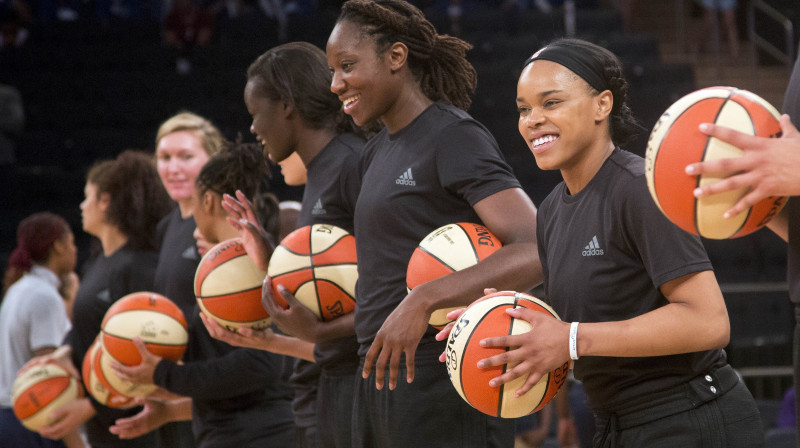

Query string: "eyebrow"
[[516, 89, 564, 103]]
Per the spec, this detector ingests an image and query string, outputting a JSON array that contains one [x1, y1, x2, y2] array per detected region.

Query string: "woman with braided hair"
[[449, 37, 764, 446], [326, 1, 541, 446], [108, 142, 295, 448]]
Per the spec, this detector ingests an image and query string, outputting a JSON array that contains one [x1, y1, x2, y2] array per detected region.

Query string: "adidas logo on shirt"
[[582, 235, 604, 256], [311, 199, 326, 215], [97, 289, 111, 303], [182, 245, 198, 260], [395, 168, 416, 186]]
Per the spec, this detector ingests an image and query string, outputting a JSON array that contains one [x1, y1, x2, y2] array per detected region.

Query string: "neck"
[[382, 85, 433, 134], [177, 199, 193, 218], [216, 220, 240, 242], [98, 225, 129, 256], [296, 126, 339, 166], [562, 139, 615, 195]]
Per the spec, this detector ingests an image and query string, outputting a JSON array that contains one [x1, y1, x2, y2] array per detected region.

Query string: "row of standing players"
[[4, 0, 800, 447]]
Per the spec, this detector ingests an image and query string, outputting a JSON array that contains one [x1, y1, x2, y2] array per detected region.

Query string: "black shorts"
[[352, 356, 514, 448], [593, 365, 763, 447]]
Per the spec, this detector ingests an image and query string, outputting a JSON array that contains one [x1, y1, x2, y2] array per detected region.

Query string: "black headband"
[[523, 44, 608, 93]]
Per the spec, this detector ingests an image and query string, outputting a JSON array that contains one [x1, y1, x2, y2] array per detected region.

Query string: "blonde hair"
[[155, 112, 225, 157]]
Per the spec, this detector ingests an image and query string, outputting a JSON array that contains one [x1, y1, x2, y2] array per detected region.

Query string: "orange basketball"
[[267, 224, 357, 322], [445, 291, 569, 418], [645, 86, 787, 239], [407, 222, 502, 329], [195, 238, 274, 331], [100, 292, 188, 366], [12, 361, 83, 431], [81, 339, 136, 408]]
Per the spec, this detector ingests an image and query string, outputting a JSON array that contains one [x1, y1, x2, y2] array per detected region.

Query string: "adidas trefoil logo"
[[582, 235, 604, 256], [395, 168, 416, 186], [312, 199, 326, 215]]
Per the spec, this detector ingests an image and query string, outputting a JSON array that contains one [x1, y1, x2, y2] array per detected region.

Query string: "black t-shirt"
[[536, 149, 725, 412], [153, 306, 292, 447], [154, 208, 201, 319], [299, 133, 362, 369], [66, 244, 160, 447], [353, 102, 520, 359], [782, 55, 800, 307], [288, 133, 363, 428]]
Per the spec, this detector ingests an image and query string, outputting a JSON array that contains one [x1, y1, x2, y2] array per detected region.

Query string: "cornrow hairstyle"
[[196, 141, 280, 244], [247, 42, 362, 138], [338, 0, 477, 111], [544, 38, 640, 147], [155, 111, 226, 157], [87, 150, 173, 250]]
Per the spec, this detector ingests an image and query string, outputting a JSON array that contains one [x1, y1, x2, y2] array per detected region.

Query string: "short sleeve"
[[29, 294, 71, 352], [619, 175, 712, 288], [434, 121, 521, 206]]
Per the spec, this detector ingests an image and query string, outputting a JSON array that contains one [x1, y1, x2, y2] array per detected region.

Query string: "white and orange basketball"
[[407, 222, 502, 329], [195, 238, 272, 331], [445, 291, 569, 418], [267, 224, 357, 322], [81, 339, 136, 408], [12, 361, 83, 431], [100, 292, 188, 366], [645, 86, 787, 239]]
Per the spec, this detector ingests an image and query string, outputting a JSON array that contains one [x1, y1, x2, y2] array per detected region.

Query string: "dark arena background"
[[0, 0, 798, 444]]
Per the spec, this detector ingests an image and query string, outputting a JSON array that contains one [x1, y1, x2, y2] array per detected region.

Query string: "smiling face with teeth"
[[327, 20, 412, 132], [244, 78, 296, 164], [516, 59, 614, 180]]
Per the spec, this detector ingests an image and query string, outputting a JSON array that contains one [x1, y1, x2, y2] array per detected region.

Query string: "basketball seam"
[[458, 223, 482, 264], [309, 226, 322, 320], [101, 332, 187, 347], [415, 246, 458, 274], [728, 95, 758, 237], [198, 285, 262, 299], [695, 88, 736, 237], [458, 303, 506, 415], [497, 297, 519, 417]]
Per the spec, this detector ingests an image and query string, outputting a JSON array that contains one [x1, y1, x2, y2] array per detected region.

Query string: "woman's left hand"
[[109, 338, 161, 385]]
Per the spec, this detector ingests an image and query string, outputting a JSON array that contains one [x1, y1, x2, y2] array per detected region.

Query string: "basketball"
[[82, 339, 136, 408], [445, 291, 570, 418], [12, 361, 83, 431], [195, 238, 272, 331], [100, 292, 188, 366], [407, 222, 502, 329], [645, 86, 787, 239], [267, 224, 357, 322]]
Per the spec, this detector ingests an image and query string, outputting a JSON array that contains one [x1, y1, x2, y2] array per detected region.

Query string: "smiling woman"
[[325, 1, 541, 447], [487, 38, 765, 447]]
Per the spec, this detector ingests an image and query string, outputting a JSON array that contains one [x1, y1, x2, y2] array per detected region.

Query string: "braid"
[[602, 62, 639, 147], [196, 141, 267, 200], [339, 0, 477, 110]]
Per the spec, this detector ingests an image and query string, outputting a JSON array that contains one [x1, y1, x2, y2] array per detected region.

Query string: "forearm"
[[576, 271, 729, 358], [415, 243, 542, 314], [265, 334, 315, 362], [154, 349, 284, 399], [315, 313, 356, 342], [166, 397, 193, 422]]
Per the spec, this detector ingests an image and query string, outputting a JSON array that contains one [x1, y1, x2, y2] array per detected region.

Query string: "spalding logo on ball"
[[445, 291, 569, 418], [645, 86, 786, 239], [407, 222, 502, 329], [267, 224, 357, 321]]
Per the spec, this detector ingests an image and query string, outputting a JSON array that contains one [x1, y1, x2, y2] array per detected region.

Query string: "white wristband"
[[569, 322, 580, 361]]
